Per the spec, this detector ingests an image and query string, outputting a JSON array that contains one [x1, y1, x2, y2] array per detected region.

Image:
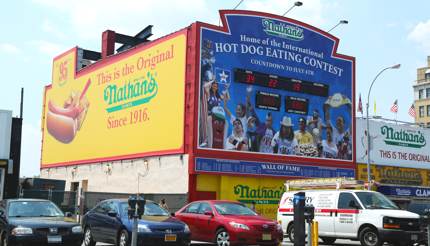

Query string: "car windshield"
[[355, 192, 399, 209], [8, 201, 64, 217], [214, 202, 257, 216], [120, 202, 169, 216]]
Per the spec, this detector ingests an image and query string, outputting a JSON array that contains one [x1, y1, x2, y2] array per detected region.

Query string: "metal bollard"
[[307, 222, 312, 246], [312, 221, 318, 246]]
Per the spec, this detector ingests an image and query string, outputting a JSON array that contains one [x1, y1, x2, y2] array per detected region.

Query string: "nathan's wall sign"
[[357, 118, 430, 169], [41, 31, 187, 167], [357, 164, 428, 186], [196, 11, 355, 164]]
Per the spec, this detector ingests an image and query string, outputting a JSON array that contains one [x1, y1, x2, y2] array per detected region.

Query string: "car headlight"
[[138, 224, 152, 233], [229, 222, 250, 230], [184, 224, 190, 233], [11, 226, 33, 235], [383, 217, 400, 229], [72, 225, 83, 234]]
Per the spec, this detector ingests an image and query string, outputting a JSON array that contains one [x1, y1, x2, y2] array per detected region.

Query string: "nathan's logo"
[[234, 184, 285, 204], [103, 72, 158, 113], [381, 125, 426, 148], [262, 19, 304, 41]]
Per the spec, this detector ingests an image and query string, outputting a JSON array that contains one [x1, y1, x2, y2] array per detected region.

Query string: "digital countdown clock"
[[255, 91, 281, 111], [234, 68, 329, 97], [285, 96, 309, 115]]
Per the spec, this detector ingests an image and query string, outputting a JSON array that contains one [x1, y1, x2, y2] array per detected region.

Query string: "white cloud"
[[0, 43, 21, 54], [20, 123, 42, 177], [408, 19, 430, 53], [33, 0, 215, 41], [29, 40, 66, 57], [42, 19, 67, 39]]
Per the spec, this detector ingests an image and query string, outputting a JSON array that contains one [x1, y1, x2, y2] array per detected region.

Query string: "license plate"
[[262, 233, 271, 241], [165, 234, 177, 242], [47, 235, 62, 244], [411, 234, 418, 241]]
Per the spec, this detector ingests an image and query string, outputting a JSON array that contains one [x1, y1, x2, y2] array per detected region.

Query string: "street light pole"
[[366, 64, 401, 190], [282, 1, 303, 16], [327, 20, 348, 33]]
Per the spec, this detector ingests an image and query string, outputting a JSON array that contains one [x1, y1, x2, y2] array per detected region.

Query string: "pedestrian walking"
[[159, 198, 169, 211]]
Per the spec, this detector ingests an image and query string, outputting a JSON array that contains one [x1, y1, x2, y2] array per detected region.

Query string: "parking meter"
[[304, 205, 315, 223], [293, 192, 306, 246], [128, 194, 145, 219], [129, 194, 145, 246]]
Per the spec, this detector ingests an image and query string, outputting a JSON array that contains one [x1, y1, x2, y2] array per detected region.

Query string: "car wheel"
[[83, 227, 96, 246], [215, 228, 230, 246], [320, 237, 336, 245], [118, 229, 130, 246], [359, 227, 382, 246], [287, 223, 294, 243]]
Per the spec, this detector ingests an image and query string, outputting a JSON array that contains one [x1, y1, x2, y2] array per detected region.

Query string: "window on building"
[[419, 89, 424, 99], [427, 88, 430, 98], [427, 105, 430, 117], [419, 106, 425, 117], [426, 73, 430, 80], [427, 122, 430, 128]]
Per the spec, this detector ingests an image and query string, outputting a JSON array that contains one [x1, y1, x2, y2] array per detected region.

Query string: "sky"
[[1, 0, 430, 177]]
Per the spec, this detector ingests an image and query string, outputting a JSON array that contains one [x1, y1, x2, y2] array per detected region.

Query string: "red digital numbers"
[[262, 96, 276, 106], [292, 101, 305, 110], [268, 78, 278, 88], [292, 82, 302, 92], [246, 74, 255, 84]]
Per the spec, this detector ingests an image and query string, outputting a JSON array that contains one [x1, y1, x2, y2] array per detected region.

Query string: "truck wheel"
[[320, 237, 336, 244], [287, 224, 295, 243], [359, 227, 382, 246]]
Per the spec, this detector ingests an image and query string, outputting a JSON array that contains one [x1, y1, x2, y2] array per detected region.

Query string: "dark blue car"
[[0, 199, 83, 246], [82, 199, 191, 246]]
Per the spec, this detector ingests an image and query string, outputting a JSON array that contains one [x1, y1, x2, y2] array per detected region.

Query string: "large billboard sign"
[[357, 118, 430, 169], [197, 11, 355, 163], [0, 110, 12, 159], [41, 31, 187, 167]]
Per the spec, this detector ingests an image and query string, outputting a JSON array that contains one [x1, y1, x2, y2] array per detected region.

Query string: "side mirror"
[[349, 200, 360, 209], [107, 211, 118, 217], [204, 211, 214, 217], [65, 212, 73, 218]]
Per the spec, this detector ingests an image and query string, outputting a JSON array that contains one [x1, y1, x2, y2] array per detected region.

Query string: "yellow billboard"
[[357, 164, 429, 186], [41, 32, 187, 167]]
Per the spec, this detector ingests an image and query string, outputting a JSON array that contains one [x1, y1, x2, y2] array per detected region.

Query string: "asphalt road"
[[95, 238, 362, 245]]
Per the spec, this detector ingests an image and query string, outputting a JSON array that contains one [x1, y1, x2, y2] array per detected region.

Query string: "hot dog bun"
[[46, 110, 77, 144]]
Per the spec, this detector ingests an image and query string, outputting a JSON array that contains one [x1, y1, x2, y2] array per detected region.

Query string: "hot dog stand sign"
[[41, 32, 187, 167]]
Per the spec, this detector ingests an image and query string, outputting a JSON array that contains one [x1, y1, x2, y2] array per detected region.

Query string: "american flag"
[[409, 104, 416, 118], [357, 93, 363, 114], [390, 99, 398, 113]]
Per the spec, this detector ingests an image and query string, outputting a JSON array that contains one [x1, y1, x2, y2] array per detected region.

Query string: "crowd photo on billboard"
[[197, 16, 353, 161]]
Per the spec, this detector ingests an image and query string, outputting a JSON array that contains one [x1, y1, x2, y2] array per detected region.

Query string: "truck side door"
[[334, 192, 360, 238]]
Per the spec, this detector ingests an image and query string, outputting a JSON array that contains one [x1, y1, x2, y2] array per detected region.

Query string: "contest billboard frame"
[[40, 29, 188, 168], [191, 10, 356, 175]]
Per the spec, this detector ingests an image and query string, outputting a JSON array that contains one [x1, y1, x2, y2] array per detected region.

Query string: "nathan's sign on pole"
[[357, 118, 430, 169], [41, 31, 187, 167]]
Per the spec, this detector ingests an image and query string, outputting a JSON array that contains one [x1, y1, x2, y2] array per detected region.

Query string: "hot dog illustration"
[[46, 79, 91, 143]]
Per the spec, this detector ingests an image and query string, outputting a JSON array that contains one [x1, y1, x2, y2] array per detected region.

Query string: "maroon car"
[[175, 200, 283, 246]]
